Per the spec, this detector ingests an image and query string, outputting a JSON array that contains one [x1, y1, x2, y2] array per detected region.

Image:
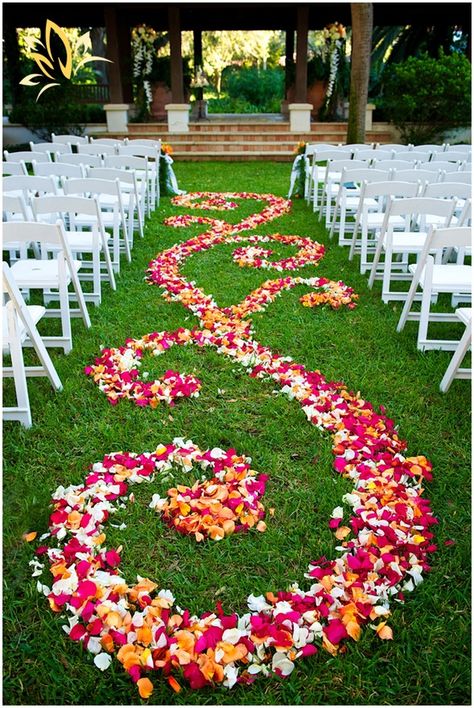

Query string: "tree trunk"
[[346, 3, 373, 144]]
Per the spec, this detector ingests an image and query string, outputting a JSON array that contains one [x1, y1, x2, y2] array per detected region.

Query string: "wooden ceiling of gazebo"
[[2, 2, 472, 30]]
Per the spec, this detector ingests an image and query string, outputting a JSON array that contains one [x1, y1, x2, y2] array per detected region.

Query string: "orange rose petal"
[[376, 622, 393, 640], [22, 531, 37, 542], [137, 677, 154, 699], [167, 676, 181, 693]]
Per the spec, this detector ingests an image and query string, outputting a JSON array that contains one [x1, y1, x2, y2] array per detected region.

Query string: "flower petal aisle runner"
[[32, 193, 436, 698]]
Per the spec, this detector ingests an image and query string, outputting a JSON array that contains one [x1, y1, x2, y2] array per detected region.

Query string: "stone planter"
[[286, 81, 328, 119], [150, 82, 173, 121]]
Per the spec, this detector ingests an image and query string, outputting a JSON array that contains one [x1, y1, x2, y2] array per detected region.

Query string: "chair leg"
[[4, 307, 32, 427], [368, 232, 385, 289], [440, 321, 472, 392], [416, 259, 434, 351]]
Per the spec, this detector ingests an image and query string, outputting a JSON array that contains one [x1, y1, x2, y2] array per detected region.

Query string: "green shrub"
[[381, 51, 471, 144], [206, 96, 282, 114], [222, 67, 284, 110], [8, 84, 105, 140]]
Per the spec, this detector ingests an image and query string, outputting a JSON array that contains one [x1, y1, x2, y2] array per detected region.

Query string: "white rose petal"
[[94, 653, 112, 671]]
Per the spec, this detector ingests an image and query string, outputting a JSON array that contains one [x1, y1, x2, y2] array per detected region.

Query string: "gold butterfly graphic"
[[20, 20, 112, 101]]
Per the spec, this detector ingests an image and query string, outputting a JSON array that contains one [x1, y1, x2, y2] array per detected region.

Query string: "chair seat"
[[383, 231, 428, 251], [11, 257, 80, 287], [366, 213, 406, 228], [409, 263, 472, 291]]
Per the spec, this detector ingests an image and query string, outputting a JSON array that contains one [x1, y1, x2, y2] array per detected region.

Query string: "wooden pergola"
[[3, 2, 471, 114]]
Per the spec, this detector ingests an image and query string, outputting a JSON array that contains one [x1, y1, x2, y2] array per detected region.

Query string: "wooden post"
[[193, 29, 203, 102], [104, 6, 132, 104], [285, 29, 295, 96], [295, 5, 309, 102], [168, 6, 184, 103]]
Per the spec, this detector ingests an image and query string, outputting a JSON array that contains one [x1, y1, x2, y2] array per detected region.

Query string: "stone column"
[[289, 5, 312, 132], [166, 6, 190, 132], [103, 7, 132, 132]]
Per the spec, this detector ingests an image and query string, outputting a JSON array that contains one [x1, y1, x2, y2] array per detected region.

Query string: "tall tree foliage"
[[347, 3, 373, 144]]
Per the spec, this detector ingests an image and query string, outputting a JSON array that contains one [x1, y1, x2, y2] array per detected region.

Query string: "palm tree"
[[346, 3, 373, 144]]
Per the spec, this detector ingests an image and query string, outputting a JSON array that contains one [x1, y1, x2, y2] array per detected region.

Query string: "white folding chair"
[[320, 159, 369, 225], [57, 153, 103, 168], [397, 226, 472, 350], [377, 143, 412, 152], [439, 308, 472, 392], [3, 175, 58, 219], [329, 167, 393, 244], [32, 161, 86, 195], [117, 146, 158, 212], [432, 150, 471, 164], [87, 166, 143, 243], [4, 150, 51, 168], [368, 196, 457, 303], [63, 177, 131, 272], [90, 138, 126, 148], [375, 159, 419, 171], [349, 180, 421, 273], [396, 168, 444, 184], [2, 161, 27, 176], [103, 155, 149, 222], [417, 160, 465, 173], [29, 141, 72, 158], [4, 221, 91, 353], [77, 143, 117, 157], [422, 182, 471, 224], [51, 133, 89, 146], [3, 262, 62, 427], [307, 147, 351, 211], [439, 171, 471, 185], [32, 195, 116, 306], [411, 144, 447, 156], [354, 148, 392, 161]]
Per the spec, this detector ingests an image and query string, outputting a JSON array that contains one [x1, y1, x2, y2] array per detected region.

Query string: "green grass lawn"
[[3, 161, 471, 705]]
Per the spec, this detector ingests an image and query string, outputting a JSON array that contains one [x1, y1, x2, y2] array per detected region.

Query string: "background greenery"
[[3, 162, 470, 705]]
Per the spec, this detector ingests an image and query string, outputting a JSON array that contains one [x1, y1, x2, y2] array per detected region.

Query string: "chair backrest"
[[312, 148, 352, 164], [439, 170, 471, 185], [90, 138, 125, 147], [125, 138, 163, 150], [388, 152, 421, 163], [77, 143, 117, 156], [377, 143, 412, 151], [51, 133, 89, 145], [423, 182, 472, 200], [457, 198, 472, 226], [63, 177, 120, 198], [355, 148, 392, 161], [32, 160, 85, 179], [3, 193, 29, 220], [4, 150, 51, 164], [411, 144, 447, 154], [375, 159, 419, 171], [417, 160, 463, 172], [386, 196, 457, 221], [431, 151, 469, 163], [399, 150, 432, 162], [2, 161, 27, 176], [344, 143, 374, 150], [57, 153, 102, 167], [86, 166, 135, 186], [104, 154, 149, 171], [3, 219, 65, 248], [396, 168, 443, 184], [423, 224, 472, 253], [117, 145, 160, 161], [340, 167, 393, 184], [362, 179, 421, 200], [32, 194, 102, 222], [446, 144, 471, 154], [3, 174, 58, 199], [29, 141, 72, 155], [325, 159, 369, 176]]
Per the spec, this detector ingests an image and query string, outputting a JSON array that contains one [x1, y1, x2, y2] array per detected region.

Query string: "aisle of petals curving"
[[33, 193, 436, 698]]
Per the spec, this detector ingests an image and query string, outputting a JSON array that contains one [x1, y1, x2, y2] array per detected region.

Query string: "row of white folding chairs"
[[4, 140, 162, 213], [330, 167, 471, 249], [2, 171, 149, 308], [345, 180, 471, 276], [2, 165, 158, 425], [305, 143, 471, 210], [319, 159, 469, 227]]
